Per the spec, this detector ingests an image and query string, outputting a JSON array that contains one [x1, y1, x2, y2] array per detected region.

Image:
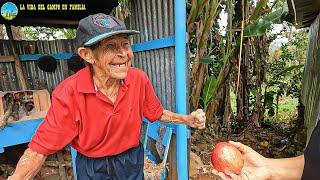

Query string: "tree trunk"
[[296, 96, 305, 128], [222, 78, 232, 135], [250, 36, 268, 127], [236, 44, 249, 122]]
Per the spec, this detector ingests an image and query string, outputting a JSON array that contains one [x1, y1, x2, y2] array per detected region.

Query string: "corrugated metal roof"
[[287, 0, 320, 28]]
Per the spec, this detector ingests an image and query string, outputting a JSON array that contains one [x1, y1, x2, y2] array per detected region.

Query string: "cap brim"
[[84, 30, 140, 46]]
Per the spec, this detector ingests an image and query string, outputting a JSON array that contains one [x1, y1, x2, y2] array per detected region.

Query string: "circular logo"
[[1, 2, 18, 20], [93, 15, 116, 28]]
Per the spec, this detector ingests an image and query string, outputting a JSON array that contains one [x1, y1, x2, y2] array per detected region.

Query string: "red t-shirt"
[[28, 66, 163, 157]]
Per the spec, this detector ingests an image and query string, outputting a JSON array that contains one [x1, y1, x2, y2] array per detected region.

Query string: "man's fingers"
[[212, 169, 218, 173], [212, 168, 233, 180], [195, 112, 206, 122], [195, 109, 206, 120], [212, 170, 229, 180], [190, 123, 205, 129], [189, 123, 197, 128], [192, 120, 205, 129], [189, 109, 206, 129], [218, 172, 232, 180], [225, 170, 240, 180]]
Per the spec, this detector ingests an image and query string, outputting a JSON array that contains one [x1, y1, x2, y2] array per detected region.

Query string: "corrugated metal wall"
[[1, 0, 177, 112], [0, 40, 77, 92], [128, 0, 176, 112], [0, 2, 182, 176], [301, 13, 320, 139], [128, 0, 180, 179]]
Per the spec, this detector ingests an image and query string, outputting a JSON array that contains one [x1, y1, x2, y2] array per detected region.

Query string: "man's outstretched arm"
[[8, 148, 46, 180], [212, 141, 304, 180], [160, 109, 206, 129], [268, 155, 304, 180]]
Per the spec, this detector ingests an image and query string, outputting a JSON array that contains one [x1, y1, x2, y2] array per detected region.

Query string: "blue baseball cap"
[[75, 13, 139, 47]]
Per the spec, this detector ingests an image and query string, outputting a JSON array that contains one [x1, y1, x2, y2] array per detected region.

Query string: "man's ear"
[[78, 47, 96, 65]]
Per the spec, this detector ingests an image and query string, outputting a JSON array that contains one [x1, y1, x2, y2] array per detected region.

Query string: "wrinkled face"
[[91, 34, 133, 79]]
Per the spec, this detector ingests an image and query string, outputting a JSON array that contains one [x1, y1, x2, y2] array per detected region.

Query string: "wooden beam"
[[0, 55, 14, 63], [5, 24, 27, 90]]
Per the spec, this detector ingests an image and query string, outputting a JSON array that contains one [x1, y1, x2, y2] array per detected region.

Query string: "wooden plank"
[[0, 56, 14, 63], [167, 135, 177, 180]]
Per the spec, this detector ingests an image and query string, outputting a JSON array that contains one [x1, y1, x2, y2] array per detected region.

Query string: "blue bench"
[[0, 118, 79, 179]]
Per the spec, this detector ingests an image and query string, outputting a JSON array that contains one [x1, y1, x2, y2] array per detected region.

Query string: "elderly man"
[[9, 13, 206, 180]]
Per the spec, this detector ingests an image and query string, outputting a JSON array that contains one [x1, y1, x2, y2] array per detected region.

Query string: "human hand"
[[212, 141, 272, 180], [185, 109, 206, 129]]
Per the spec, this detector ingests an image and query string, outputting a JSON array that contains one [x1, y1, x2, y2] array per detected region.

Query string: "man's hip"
[[76, 143, 144, 180]]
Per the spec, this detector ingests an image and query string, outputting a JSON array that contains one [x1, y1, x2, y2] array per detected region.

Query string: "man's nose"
[[116, 48, 126, 57]]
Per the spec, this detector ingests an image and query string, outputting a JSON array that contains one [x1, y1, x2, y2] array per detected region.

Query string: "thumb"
[[229, 141, 253, 154]]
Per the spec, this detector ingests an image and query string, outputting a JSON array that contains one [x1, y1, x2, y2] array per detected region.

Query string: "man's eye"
[[106, 44, 115, 49], [123, 42, 130, 48]]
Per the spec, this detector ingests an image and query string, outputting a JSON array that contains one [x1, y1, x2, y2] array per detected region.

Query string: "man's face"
[[91, 35, 133, 79]]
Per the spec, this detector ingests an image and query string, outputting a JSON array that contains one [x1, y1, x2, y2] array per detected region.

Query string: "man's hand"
[[212, 141, 272, 180], [160, 109, 206, 129], [185, 109, 206, 129]]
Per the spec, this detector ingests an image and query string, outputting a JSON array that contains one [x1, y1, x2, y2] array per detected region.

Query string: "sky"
[[217, 3, 297, 50]]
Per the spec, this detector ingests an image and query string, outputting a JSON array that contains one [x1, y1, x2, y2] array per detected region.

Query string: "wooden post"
[[57, 152, 68, 180], [5, 24, 27, 90]]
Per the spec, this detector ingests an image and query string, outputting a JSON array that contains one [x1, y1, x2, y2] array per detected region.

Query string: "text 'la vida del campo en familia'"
[[19, 3, 86, 11]]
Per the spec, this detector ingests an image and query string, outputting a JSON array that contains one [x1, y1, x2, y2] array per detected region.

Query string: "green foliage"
[[276, 64, 304, 77], [265, 29, 308, 118], [202, 76, 217, 109], [200, 55, 216, 64], [21, 27, 76, 40], [244, 8, 286, 37], [250, 0, 268, 22], [61, 29, 76, 39]]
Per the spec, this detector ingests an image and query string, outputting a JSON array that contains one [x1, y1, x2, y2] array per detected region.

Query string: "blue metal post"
[[174, 0, 188, 179], [71, 147, 77, 180]]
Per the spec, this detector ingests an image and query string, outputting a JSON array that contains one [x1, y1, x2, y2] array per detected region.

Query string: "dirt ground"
[[189, 120, 307, 179], [0, 145, 164, 180], [0, 120, 306, 180], [0, 144, 74, 180]]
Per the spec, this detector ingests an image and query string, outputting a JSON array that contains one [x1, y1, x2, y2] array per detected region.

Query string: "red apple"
[[211, 142, 244, 174]]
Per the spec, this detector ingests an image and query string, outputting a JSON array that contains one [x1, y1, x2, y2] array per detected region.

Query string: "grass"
[[230, 90, 298, 122], [268, 96, 298, 122]]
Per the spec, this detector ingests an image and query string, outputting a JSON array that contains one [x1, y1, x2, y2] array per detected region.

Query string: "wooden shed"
[[288, 0, 320, 138]]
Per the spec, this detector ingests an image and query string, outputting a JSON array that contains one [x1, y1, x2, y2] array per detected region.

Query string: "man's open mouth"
[[110, 61, 128, 67]]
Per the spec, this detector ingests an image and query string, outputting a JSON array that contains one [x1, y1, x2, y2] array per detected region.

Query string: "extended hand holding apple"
[[211, 141, 305, 180]]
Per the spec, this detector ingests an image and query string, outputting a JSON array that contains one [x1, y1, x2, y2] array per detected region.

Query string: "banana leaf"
[[200, 55, 216, 64], [250, 0, 268, 22], [202, 76, 217, 109], [244, 7, 287, 37]]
